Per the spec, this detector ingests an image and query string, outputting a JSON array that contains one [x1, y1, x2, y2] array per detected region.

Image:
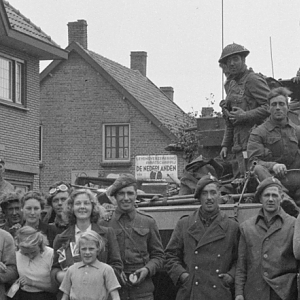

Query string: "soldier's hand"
[[272, 163, 287, 177], [220, 147, 228, 159], [0, 262, 7, 273], [228, 106, 246, 123], [218, 273, 233, 287], [120, 271, 128, 286], [179, 272, 189, 284], [134, 267, 149, 285], [235, 295, 244, 300]]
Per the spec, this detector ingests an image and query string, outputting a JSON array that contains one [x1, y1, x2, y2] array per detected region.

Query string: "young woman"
[[15, 226, 56, 300], [21, 191, 57, 247], [51, 189, 123, 288]]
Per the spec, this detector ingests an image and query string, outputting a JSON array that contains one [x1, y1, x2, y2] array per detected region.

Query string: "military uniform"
[[165, 209, 239, 300], [248, 117, 300, 172], [100, 208, 164, 300], [222, 68, 270, 174]]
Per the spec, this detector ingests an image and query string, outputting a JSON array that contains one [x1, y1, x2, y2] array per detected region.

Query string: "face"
[[270, 95, 288, 122], [226, 54, 245, 76], [22, 199, 42, 227], [200, 183, 220, 213], [73, 194, 92, 221], [115, 185, 136, 212], [260, 186, 282, 216], [5, 201, 22, 226], [52, 191, 69, 217], [20, 245, 40, 260], [79, 239, 99, 265]]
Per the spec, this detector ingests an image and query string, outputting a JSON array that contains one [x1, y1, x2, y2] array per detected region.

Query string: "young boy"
[[60, 231, 121, 300]]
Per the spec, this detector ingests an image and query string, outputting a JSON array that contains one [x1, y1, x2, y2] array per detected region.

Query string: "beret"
[[254, 177, 283, 202], [0, 192, 21, 211], [194, 174, 220, 199], [110, 174, 137, 197]]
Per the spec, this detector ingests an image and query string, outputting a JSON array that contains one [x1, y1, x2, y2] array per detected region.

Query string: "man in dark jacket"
[[100, 173, 164, 300], [219, 43, 270, 176], [235, 177, 298, 300], [165, 174, 239, 300]]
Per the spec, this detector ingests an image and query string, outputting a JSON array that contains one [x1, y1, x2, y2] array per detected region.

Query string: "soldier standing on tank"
[[219, 43, 270, 176]]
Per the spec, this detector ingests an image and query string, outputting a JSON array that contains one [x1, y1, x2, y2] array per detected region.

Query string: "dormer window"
[[0, 55, 25, 105]]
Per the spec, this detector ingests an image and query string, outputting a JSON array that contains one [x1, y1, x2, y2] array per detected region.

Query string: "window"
[[0, 55, 25, 105], [104, 124, 130, 161]]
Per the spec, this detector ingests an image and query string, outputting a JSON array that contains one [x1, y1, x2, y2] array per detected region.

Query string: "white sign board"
[[135, 155, 178, 181]]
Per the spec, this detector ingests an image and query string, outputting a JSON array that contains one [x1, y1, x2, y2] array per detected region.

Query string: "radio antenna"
[[269, 36, 275, 78]]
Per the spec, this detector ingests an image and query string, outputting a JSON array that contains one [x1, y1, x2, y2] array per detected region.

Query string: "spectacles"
[[49, 184, 69, 195]]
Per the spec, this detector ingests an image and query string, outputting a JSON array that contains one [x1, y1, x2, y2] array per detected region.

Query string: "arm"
[[235, 227, 247, 298], [0, 231, 18, 284], [144, 219, 165, 277], [247, 131, 277, 171], [18, 275, 57, 293], [165, 219, 188, 286], [106, 227, 123, 275], [243, 74, 270, 123], [293, 214, 300, 259], [61, 293, 69, 300], [110, 289, 120, 300]]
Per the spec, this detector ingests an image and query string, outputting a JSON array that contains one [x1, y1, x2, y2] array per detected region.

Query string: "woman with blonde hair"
[[15, 226, 56, 300], [51, 189, 123, 291]]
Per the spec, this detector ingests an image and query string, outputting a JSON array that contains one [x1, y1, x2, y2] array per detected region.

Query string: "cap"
[[194, 174, 220, 199], [0, 192, 21, 211], [110, 174, 137, 197], [254, 177, 283, 202]]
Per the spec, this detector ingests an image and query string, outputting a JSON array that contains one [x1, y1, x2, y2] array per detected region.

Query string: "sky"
[[8, 0, 300, 114]]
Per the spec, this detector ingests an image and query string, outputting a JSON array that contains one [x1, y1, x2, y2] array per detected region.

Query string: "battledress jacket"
[[0, 229, 18, 300], [235, 208, 298, 300], [165, 209, 239, 300], [222, 67, 270, 153]]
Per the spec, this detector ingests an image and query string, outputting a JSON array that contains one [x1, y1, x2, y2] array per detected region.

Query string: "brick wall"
[[40, 51, 185, 192], [0, 44, 40, 190]]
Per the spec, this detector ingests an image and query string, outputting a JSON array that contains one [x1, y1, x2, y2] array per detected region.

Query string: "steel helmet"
[[218, 43, 250, 64]]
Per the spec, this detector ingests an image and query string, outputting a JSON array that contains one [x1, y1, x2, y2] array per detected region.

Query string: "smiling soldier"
[[235, 177, 298, 300], [219, 43, 270, 176], [100, 174, 164, 300], [165, 174, 239, 300]]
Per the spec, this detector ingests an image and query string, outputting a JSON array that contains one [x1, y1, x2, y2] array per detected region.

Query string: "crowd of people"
[[0, 41, 300, 300]]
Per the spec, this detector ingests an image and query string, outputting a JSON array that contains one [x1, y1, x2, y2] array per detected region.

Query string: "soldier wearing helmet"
[[219, 43, 270, 177]]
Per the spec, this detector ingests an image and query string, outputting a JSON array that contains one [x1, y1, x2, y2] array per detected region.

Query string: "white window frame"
[[0, 54, 25, 105], [102, 123, 130, 162]]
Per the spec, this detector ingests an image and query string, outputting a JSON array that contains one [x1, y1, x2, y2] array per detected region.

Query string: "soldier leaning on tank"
[[99, 173, 164, 300], [219, 43, 270, 177], [165, 174, 239, 300], [247, 87, 300, 209], [235, 177, 298, 300]]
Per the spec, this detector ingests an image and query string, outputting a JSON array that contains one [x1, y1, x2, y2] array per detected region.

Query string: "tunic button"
[[264, 272, 268, 277], [195, 281, 199, 285], [217, 254, 221, 258], [195, 251, 198, 254], [266, 238, 269, 241], [195, 266, 198, 270], [213, 285, 217, 289], [216, 269, 219, 273], [263, 254, 268, 258]]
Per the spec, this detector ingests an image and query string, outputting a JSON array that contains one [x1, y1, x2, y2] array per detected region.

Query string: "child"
[[60, 230, 120, 300]]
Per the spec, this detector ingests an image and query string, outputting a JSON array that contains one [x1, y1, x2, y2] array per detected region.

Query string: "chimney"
[[68, 20, 88, 49], [130, 51, 147, 76], [160, 87, 174, 101]]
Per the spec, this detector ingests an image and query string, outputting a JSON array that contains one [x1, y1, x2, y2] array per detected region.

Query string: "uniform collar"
[[256, 207, 283, 224], [265, 116, 294, 131], [115, 208, 136, 221]]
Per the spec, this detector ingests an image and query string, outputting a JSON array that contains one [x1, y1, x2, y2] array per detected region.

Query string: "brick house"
[[0, 0, 67, 192], [40, 20, 189, 191]]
